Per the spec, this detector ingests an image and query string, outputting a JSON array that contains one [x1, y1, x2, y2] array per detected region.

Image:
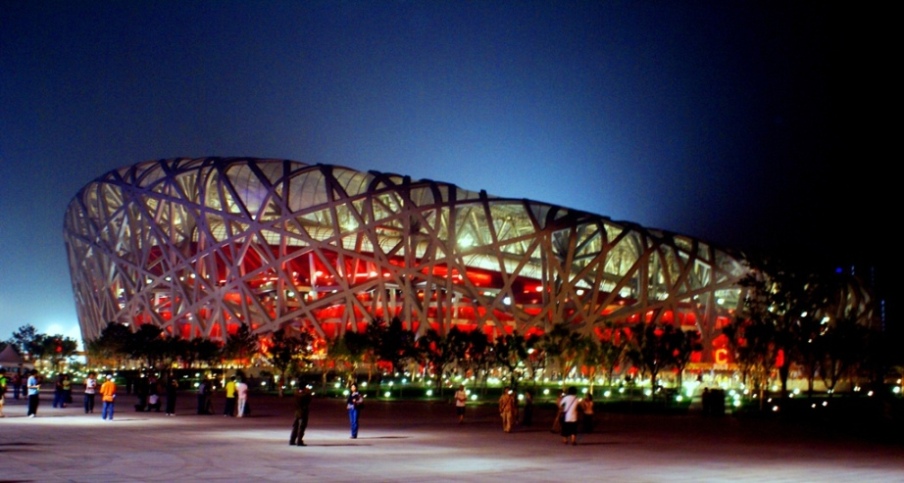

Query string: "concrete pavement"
[[2, 391, 903, 482]]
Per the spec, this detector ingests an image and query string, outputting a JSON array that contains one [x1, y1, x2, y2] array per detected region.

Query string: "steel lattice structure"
[[64, 157, 751, 362]]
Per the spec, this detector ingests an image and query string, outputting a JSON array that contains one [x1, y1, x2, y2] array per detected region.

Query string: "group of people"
[[492, 385, 594, 444], [288, 381, 362, 447], [554, 386, 594, 445], [196, 375, 250, 416], [77, 371, 118, 419], [52, 374, 73, 408], [8, 369, 118, 420], [8, 370, 255, 420], [2, 370, 24, 400], [7, 371, 597, 448]]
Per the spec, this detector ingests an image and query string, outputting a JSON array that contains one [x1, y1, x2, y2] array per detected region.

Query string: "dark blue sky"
[[0, 1, 893, 342]]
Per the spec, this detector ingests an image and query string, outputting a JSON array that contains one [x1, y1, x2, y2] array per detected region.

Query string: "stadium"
[[64, 157, 751, 363]]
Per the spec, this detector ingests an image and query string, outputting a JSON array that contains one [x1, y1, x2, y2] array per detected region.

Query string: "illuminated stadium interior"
[[64, 157, 751, 363]]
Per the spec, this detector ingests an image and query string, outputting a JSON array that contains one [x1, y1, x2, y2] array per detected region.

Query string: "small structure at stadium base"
[[64, 157, 751, 363]]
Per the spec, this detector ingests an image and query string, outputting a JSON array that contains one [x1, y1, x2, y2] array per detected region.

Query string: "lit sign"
[[714, 348, 729, 364]]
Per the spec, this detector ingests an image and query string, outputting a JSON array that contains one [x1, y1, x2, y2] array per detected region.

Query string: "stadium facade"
[[64, 157, 751, 363]]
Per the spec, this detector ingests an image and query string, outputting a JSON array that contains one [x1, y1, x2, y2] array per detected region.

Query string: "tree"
[[792, 313, 825, 397], [446, 327, 474, 379], [369, 317, 417, 376], [575, 334, 602, 391], [492, 332, 528, 389], [328, 330, 373, 384], [222, 323, 259, 367], [722, 316, 778, 409], [185, 337, 221, 369], [668, 328, 702, 388], [819, 316, 868, 395], [42, 335, 79, 372], [731, 254, 878, 402], [27, 333, 50, 368], [417, 328, 456, 391], [521, 332, 546, 384], [464, 329, 491, 390], [626, 321, 681, 392], [129, 324, 165, 370], [7, 324, 39, 355], [86, 322, 132, 368], [598, 323, 628, 386], [538, 322, 583, 380], [159, 335, 190, 369], [267, 328, 314, 397]]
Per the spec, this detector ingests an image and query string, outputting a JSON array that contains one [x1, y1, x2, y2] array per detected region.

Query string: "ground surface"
[[3, 391, 903, 482]]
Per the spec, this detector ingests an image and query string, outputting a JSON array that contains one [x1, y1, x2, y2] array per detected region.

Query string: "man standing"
[[223, 376, 237, 417], [498, 386, 517, 433], [83, 372, 98, 414], [454, 384, 468, 423], [26, 370, 40, 418], [289, 384, 313, 446], [235, 377, 249, 418], [100, 374, 117, 420]]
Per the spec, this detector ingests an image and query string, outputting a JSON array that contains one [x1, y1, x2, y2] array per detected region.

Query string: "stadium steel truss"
[[64, 157, 751, 362]]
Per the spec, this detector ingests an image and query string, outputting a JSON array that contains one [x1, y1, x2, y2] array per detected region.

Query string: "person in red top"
[[100, 375, 117, 420]]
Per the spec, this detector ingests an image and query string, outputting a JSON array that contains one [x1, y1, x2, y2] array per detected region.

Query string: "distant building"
[[64, 157, 751, 362]]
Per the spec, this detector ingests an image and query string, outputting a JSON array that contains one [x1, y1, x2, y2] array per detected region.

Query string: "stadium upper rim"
[[64, 157, 752, 363]]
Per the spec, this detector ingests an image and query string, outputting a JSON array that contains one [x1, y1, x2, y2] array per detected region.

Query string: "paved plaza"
[[3, 391, 903, 482]]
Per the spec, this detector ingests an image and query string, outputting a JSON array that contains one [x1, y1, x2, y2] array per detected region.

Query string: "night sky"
[[1, 1, 895, 344]]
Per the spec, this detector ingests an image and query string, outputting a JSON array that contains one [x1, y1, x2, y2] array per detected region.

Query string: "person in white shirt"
[[559, 386, 580, 446], [83, 372, 98, 414], [235, 377, 249, 417], [454, 385, 467, 423]]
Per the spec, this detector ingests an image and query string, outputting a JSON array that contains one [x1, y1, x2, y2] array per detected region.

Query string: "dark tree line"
[[722, 255, 895, 407]]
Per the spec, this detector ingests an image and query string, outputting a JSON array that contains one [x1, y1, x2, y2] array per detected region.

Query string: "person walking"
[[223, 376, 237, 417], [289, 384, 313, 446], [498, 386, 517, 433], [83, 372, 98, 414], [26, 369, 41, 417], [346, 383, 363, 439], [100, 374, 117, 420], [0, 367, 7, 417], [236, 377, 249, 417], [454, 384, 468, 423], [559, 386, 580, 445], [165, 375, 179, 416]]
